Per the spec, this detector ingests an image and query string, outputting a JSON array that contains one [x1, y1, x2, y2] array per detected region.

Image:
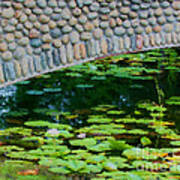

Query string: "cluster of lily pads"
[[0, 99, 180, 179]]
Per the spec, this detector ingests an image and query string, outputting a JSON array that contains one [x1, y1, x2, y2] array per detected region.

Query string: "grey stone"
[[81, 32, 91, 40], [30, 39, 42, 48], [50, 28, 61, 38], [90, 3, 99, 11], [114, 27, 126, 36], [52, 49, 60, 66], [70, 31, 80, 44], [124, 36, 131, 49], [112, 36, 119, 53], [62, 26, 72, 33], [2, 51, 13, 61], [14, 47, 25, 60], [66, 43, 73, 63], [2, 8, 15, 19], [93, 29, 103, 40], [37, 0, 47, 8], [61, 8, 71, 20], [33, 56, 42, 73]]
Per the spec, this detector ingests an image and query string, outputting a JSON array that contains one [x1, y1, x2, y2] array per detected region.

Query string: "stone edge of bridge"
[[0, 42, 179, 89]]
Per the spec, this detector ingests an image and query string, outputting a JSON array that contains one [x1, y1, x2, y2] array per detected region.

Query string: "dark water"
[[0, 57, 180, 129]]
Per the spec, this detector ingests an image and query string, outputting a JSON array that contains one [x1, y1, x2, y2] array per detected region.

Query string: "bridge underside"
[[0, 0, 179, 88]]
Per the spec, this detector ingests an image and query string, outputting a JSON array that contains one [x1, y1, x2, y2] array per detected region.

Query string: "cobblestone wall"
[[0, 0, 179, 87]]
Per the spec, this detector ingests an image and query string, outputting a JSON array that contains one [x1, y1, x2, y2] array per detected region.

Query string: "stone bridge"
[[0, 0, 179, 88]]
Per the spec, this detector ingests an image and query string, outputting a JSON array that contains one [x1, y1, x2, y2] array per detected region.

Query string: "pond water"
[[0, 48, 179, 180]]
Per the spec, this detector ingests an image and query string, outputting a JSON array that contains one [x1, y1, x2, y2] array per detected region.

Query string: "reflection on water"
[[0, 51, 180, 129]]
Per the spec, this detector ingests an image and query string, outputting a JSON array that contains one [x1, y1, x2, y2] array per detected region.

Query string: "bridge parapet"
[[0, 0, 179, 87]]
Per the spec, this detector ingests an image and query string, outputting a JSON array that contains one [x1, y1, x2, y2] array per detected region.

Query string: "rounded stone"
[[145, 26, 152, 34], [39, 15, 50, 23], [9, 18, 18, 26], [61, 8, 71, 20], [167, 16, 175, 23], [48, 0, 57, 8], [29, 14, 37, 22], [151, 2, 159, 9], [8, 42, 17, 51], [24, 21, 33, 29], [164, 24, 173, 33], [153, 25, 162, 33], [57, 20, 67, 27], [29, 29, 40, 38], [19, 14, 28, 23], [172, 2, 180, 10], [90, 3, 99, 12], [75, 24, 84, 32], [161, 2, 170, 8], [2, 51, 13, 61], [62, 25, 73, 33], [120, 7, 130, 14], [48, 21, 56, 29], [53, 39, 62, 48], [93, 28, 103, 39], [42, 44, 51, 51], [157, 16, 166, 25], [50, 28, 61, 38], [139, 11, 148, 19], [70, 31, 80, 44], [4, 25, 15, 33], [34, 22, 41, 29], [164, 8, 173, 16], [2, 8, 15, 19], [78, 15, 87, 24], [80, 32, 91, 40], [24, 8, 32, 15], [69, 17, 78, 26], [62, 35, 69, 44], [24, 0, 36, 8], [37, 0, 47, 8], [5, 33, 14, 43], [110, 10, 119, 17], [44, 7, 53, 16], [109, 18, 116, 28], [69, 0, 76, 9], [42, 34, 52, 43], [73, 8, 82, 16], [116, 18, 122, 26], [13, 47, 25, 60], [100, 21, 109, 29], [105, 28, 113, 37], [135, 27, 144, 34], [127, 28, 134, 36], [140, 20, 148, 27], [88, 12, 98, 20], [154, 8, 163, 17], [33, 48, 41, 55], [15, 31, 23, 39], [129, 11, 138, 19], [123, 20, 131, 28], [148, 17, 156, 25], [0, 43, 8, 52], [32, 8, 43, 15], [114, 27, 126, 36], [84, 22, 94, 31], [18, 37, 29, 46], [30, 38, 42, 48], [58, 1, 66, 8], [131, 5, 139, 11]]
